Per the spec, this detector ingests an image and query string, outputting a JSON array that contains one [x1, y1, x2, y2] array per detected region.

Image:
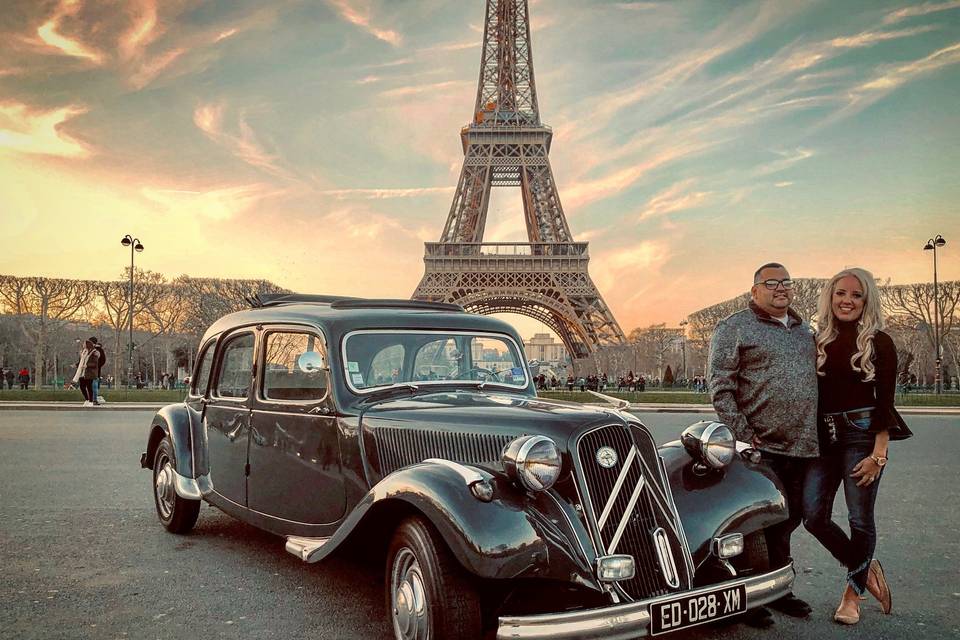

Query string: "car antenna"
[[586, 389, 631, 410]]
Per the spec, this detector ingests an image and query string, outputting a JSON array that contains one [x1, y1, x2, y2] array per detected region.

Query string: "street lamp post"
[[923, 234, 946, 394], [679, 320, 688, 381], [120, 235, 144, 388]]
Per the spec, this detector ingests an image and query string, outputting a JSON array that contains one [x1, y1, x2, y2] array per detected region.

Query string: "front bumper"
[[497, 563, 795, 639]]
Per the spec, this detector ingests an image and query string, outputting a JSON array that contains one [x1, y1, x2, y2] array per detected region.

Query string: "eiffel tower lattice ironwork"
[[412, 0, 626, 359]]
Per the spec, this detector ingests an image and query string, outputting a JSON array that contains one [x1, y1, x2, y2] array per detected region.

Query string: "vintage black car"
[[140, 294, 794, 639]]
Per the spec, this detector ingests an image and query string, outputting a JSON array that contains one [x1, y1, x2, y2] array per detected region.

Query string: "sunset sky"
[[1, 0, 958, 338]]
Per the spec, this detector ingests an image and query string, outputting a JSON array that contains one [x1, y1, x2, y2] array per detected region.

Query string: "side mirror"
[[297, 351, 326, 373]]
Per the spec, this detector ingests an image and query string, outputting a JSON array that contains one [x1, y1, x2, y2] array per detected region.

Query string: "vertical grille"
[[577, 425, 679, 600], [375, 427, 516, 476]]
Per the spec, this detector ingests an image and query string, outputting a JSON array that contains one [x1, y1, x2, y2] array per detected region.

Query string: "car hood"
[[359, 390, 622, 450]]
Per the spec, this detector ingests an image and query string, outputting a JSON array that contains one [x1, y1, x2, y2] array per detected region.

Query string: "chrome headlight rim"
[[700, 422, 736, 469], [503, 435, 562, 492]]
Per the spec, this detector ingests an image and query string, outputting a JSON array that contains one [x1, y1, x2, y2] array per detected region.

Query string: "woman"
[[72, 339, 100, 406], [803, 267, 912, 625]]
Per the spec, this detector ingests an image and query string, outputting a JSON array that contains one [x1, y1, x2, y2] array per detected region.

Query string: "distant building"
[[524, 333, 569, 368]]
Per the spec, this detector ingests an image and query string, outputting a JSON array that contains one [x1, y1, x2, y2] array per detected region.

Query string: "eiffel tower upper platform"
[[413, 0, 626, 360]]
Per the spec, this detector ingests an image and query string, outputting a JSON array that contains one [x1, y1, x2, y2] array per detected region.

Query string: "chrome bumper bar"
[[497, 563, 795, 639]]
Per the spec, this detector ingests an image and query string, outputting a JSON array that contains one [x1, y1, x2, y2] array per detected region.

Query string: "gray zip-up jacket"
[[708, 302, 819, 457]]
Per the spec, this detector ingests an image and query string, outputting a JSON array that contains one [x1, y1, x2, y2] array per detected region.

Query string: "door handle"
[[308, 406, 330, 415]]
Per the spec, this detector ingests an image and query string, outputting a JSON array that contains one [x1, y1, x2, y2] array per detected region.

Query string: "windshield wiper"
[[363, 382, 420, 400]]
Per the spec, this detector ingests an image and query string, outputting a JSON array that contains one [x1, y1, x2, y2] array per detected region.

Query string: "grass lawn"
[[1, 388, 956, 407], [538, 390, 960, 407], [0, 389, 186, 402]]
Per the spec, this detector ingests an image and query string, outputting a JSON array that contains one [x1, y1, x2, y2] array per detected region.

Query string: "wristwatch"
[[870, 455, 888, 467]]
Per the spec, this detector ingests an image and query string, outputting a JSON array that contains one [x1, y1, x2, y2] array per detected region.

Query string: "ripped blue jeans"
[[801, 427, 881, 595]]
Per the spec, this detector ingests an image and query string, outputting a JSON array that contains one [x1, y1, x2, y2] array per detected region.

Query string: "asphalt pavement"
[[0, 410, 958, 640]]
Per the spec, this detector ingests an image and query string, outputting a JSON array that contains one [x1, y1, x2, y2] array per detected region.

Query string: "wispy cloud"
[[856, 41, 960, 92], [379, 80, 468, 98], [326, 0, 401, 46], [119, 0, 160, 60], [315, 186, 454, 200], [0, 103, 90, 158], [35, 0, 102, 64], [831, 25, 938, 48], [142, 185, 269, 222], [754, 148, 816, 176], [884, 0, 960, 24], [193, 103, 298, 182], [637, 180, 711, 220]]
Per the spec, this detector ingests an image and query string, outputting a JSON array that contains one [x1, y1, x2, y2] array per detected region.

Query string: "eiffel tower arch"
[[413, 0, 626, 362]]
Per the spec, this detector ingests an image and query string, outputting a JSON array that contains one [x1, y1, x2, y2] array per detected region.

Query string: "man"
[[90, 337, 107, 405], [708, 263, 818, 625]]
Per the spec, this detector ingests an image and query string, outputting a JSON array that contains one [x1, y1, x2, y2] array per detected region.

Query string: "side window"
[[215, 333, 255, 399], [369, 344, 404, 387], [262, 332, 327, 401], [193, 341, 216, 396]]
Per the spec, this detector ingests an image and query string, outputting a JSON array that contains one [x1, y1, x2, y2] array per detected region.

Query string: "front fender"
[[307, 462, 600, 590], [660, 442, 787, 567]]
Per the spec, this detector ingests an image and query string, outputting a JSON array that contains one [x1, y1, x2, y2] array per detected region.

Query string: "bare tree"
[[629, 324, 682, 381], [0, 276, 95, 386], [881, 281, 960, 353]]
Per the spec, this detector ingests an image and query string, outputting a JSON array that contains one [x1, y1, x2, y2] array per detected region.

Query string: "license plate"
[[649, 584, 747, 635]]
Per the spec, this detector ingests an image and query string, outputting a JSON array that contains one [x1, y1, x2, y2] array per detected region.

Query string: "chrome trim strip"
[[340, 329, 531, 395], [596, 445, 638, 532], [496, 564, 796, 639], [423, 458, 488, 485], [172, 469, 203, 500], [606, 476, 644, 555], [654, 453, 696, 584], [653, 527, 680, 588]]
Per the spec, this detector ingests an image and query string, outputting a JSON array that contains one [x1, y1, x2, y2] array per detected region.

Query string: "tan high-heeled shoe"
[[867, 559, 892, 614], [834, 585, 860, 625]]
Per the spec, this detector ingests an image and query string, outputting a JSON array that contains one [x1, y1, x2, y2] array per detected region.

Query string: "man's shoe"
[[834, 585, 860, 625], [739, 606, 774, 628], [867, 559, 892, 614], [768, 593, 812, 617], [82, 400, 93, 407]]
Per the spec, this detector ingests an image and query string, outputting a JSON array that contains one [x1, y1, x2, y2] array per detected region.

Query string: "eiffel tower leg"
[[441, 163, 492, 244]]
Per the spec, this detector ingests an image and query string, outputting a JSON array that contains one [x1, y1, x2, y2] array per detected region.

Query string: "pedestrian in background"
[[708, 262, 819, 626], [72, 340, 100, 406], [802, 267, 912, 625], [17, 367, 29, 389], [90, 337, 106, 404], [2, 367, 13, 389]]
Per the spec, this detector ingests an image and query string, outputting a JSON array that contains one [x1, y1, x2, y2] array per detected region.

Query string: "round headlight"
[[702, 423, 736, 468], [681, 421, 736, 469], [502, 435, 562, 491]]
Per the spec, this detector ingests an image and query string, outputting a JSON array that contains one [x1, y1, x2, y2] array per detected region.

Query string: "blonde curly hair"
[[815, 267, 884, 381]]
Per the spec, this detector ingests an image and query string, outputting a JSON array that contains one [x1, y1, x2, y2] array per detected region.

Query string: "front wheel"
[[152, 438, 200, 534], [386, 517, 482, 640]]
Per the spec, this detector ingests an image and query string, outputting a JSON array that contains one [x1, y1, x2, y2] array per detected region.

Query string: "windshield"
[[343, 331, 528, 392]]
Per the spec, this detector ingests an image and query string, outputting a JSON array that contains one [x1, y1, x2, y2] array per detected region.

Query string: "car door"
[[204, 330, 256, 508], [247, 326, 345, 524]]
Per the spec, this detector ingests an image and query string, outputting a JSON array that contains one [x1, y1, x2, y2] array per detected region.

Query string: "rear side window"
[[262, 332, 327, 401], [216, 333, 255, 399], [193, 342, 216, 396]]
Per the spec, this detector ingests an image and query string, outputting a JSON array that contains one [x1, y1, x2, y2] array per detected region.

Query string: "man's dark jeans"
[[801, 429, 881, 595], [761, 451, 811, 570]]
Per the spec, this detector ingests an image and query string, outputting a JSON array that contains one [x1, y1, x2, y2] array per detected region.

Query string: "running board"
[[285, 536, 331, 562]]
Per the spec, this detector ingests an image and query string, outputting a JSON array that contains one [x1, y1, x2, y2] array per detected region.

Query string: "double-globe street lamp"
[[120, 235, 144, 388], [923, 234, 947, 394]]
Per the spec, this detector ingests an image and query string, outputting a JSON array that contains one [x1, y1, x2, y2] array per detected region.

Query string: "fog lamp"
[[596, 554, 635, 582], [713, 533, 744, 559], [469, 480, 494, 502]]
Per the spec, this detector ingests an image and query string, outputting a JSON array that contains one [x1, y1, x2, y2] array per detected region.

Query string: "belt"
[[822, 407, 873, 428]]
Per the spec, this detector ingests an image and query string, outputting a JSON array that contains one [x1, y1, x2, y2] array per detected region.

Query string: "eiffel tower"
[[413, 0, 626, 360]]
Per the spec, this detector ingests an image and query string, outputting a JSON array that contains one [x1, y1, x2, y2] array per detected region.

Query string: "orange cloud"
[[326, 0, 402, 46], [0, 103, 90, 158], [36, 0, 103, 64]]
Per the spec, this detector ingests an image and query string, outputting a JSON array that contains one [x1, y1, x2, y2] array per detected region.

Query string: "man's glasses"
[[756, 279, 795, 290]]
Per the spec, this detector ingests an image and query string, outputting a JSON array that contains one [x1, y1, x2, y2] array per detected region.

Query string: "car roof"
[[201, 301, 521, 343]]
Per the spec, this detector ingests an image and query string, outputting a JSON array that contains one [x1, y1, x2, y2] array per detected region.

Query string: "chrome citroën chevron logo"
[[596, 446, 618, 468]]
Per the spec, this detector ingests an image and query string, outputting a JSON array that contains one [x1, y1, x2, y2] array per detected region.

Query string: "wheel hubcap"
[[391, 548, 427, 640], [154, 456, 175, 519]]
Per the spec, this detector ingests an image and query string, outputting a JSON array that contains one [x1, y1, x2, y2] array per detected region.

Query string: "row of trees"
[[0, 273, 287, 388]]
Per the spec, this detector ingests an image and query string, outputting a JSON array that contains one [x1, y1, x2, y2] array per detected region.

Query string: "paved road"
[[1, 410, 957, 640]]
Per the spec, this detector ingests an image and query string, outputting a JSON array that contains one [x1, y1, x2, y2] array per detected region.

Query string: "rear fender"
[[142, 403, 212, 499], [660, 442, 787, 567], [307, 461, 600, 590]]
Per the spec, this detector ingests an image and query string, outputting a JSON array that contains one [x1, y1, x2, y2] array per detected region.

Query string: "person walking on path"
[[801, 268, 912, 625], [72, 340, 100, 406], [17, 367, 29, 389], [3, 367, 13, 389], [708, 262, 819, 626]]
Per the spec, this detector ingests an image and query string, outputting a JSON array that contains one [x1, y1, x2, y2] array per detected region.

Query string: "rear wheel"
[[152, 438, 200, 534], [386, 516, 482, 640]]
